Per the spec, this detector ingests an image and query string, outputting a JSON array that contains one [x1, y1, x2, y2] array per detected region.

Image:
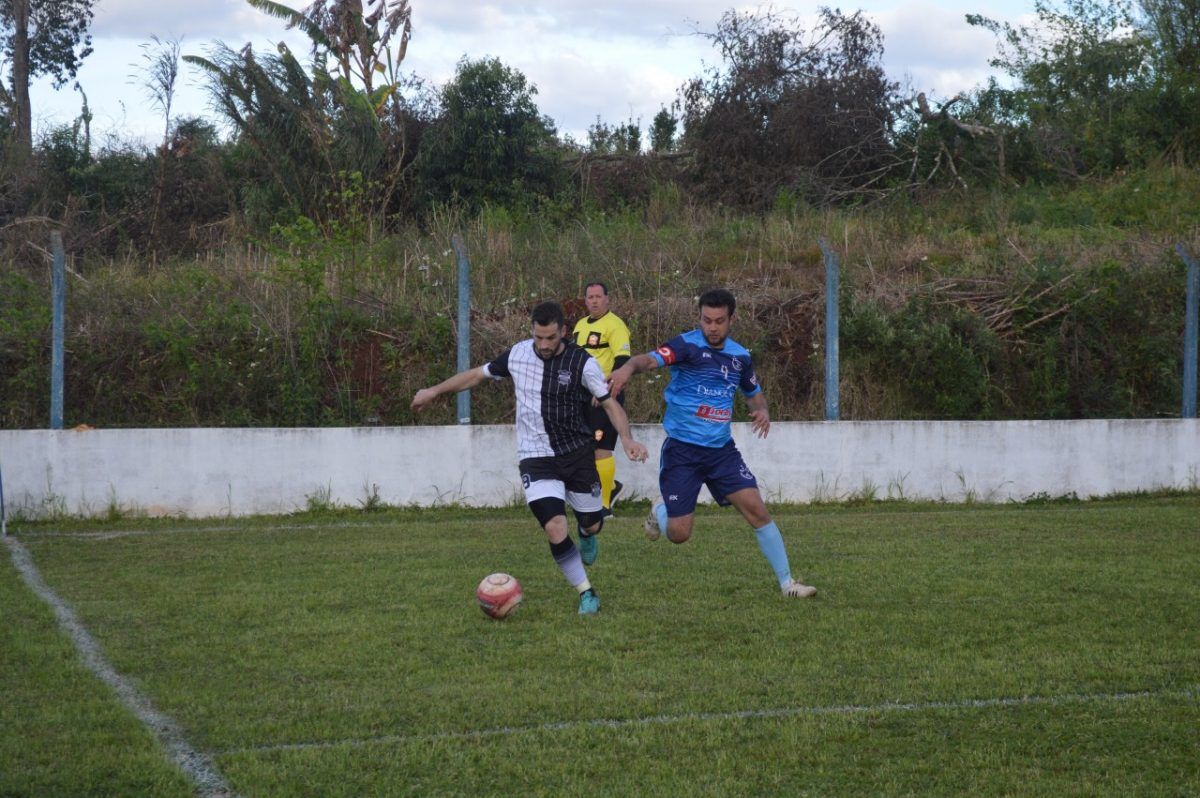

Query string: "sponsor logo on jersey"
[[731, 358, 743, 372], [587, 332, 601, 347], [594, 429, 604, 441], [695, 384, 733, 398], [557, 370, 573, 386], [695, 404, 733, 422], [656, 345, 676, 365]]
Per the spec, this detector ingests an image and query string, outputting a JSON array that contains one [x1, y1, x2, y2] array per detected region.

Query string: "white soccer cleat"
[[643, 497, 665, 541], [781, 579, 817, 598]]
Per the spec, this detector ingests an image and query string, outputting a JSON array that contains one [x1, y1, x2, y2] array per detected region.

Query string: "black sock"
[[550, 537, 575, 558]]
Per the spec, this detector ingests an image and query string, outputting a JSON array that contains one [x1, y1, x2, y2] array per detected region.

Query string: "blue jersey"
[[650, 329, 762, 448]]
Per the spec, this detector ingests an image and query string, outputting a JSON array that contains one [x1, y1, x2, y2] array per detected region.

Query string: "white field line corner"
[[4, 535, 239, 798]]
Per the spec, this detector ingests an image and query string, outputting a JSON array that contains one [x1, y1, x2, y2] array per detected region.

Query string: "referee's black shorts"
[[586, 392, 624, 452]]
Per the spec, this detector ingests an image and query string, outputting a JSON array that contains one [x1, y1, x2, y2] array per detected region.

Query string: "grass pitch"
[[3, 497, 1199, 797]]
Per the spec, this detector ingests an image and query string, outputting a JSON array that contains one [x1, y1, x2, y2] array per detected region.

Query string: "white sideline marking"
[[4, 535, 238, 798], [231, 685, 1197, 755]]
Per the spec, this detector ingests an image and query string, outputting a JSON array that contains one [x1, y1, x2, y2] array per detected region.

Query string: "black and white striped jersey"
[[484, 339, 611, 459]]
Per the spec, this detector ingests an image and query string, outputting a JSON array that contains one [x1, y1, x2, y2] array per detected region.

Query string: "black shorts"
[[586, 393, 624, 452], [518, 445, 602, 510]]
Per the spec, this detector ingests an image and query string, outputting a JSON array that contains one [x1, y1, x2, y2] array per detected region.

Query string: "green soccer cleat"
[[579, 528, 599, 565], [578, 588, 600, 615]]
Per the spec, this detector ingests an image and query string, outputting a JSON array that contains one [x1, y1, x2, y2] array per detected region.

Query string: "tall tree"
[[414, 57, 560, 209], [0, 0, 96, 154], [186, 0, 417, 227], [1138, 0, 1200, 161], [649, 106, 678, 153], [245, 0, 411, 96], [681, 8, 898, 207], [1139, 0, 1200, 75], [133, 35, 182, 240], [968, 0, 1153, 175]]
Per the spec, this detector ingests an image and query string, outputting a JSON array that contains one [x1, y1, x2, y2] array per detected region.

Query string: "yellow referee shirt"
[[573, 311, 632, 376]]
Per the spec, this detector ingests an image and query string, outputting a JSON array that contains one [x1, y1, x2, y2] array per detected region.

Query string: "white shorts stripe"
[[523, 479, 603, 513]]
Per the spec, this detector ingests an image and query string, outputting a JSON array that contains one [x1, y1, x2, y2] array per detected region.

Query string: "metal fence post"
[[50, 231, 66, 430], [818, 238, 840, 421], [1178, 243, 1198, 419], [451, 234, 471, 424]]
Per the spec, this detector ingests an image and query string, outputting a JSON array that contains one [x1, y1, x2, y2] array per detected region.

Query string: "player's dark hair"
[[698, 288, 736, 316], [585, 282, 609, 295], [531, 301, 565, 328]]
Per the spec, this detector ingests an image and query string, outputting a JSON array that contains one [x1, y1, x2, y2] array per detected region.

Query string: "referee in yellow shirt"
[[573, 282, 633, 519]]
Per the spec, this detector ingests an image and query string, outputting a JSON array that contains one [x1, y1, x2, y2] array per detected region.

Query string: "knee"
[[746, 510, 772, 528], [575, 510, 605, 536], [736, 496, 772, 528], [665, 519, 692, 544], [530, 497, 568, 542], [543, 515, 568, 543]]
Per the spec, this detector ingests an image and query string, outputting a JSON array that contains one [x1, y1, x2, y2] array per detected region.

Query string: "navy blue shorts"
[[659, 437, 758, 517]]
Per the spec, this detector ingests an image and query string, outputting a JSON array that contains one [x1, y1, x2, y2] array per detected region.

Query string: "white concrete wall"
[[1, 420, 1198, 519]]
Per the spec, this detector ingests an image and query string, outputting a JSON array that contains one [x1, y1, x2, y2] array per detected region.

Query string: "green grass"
[[0, 547, 194, 797], [3, 497, 1199, 796], [8, 166, 1199, 430]]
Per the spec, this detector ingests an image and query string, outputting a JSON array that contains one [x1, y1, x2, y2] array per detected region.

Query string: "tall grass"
[[2, 166, 1198, 427]]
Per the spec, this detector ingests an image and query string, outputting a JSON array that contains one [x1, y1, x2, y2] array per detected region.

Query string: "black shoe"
[[610, 480, 624, 507]]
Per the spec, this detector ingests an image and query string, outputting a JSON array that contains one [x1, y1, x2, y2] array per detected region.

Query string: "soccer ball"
[[476, 573, 523, 619]]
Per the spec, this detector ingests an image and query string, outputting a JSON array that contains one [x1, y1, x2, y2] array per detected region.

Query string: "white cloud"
[[403, 4, 717, 138], [416, 1, 730, 39], [870, 2, 1001, 96], [92, 0, 280, 40], [30, 0, 1031, 145]]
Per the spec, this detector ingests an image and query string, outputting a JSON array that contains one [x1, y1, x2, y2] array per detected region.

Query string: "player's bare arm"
[[746, 391, 771, 438], [411, 366, 490, 411], [607, 352, 659, 396], [599, 396, 648, 462]]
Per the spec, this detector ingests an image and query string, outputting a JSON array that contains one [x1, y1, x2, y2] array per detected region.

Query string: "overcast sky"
[[29, 0, 1034, 147]]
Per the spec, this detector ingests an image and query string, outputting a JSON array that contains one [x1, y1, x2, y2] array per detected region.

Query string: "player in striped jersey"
[[412, 301, 649, 615], [608, 288, 817, 599]]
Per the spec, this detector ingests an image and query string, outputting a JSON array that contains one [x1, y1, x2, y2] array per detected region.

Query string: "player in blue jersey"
[[608, 288, 817, 598]]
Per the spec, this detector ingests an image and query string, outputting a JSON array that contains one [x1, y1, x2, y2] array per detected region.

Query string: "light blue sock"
[[754, 521, 792, 586], [655, 502, 668, 534]]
